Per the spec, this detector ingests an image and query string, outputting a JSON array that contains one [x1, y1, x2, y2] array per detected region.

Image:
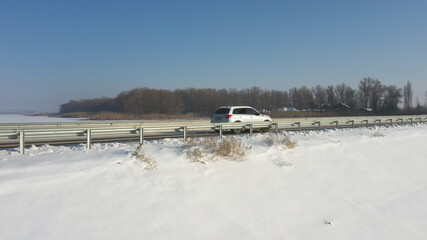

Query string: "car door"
[[232, 108, 244, 121], [244, 108, 258, 122]]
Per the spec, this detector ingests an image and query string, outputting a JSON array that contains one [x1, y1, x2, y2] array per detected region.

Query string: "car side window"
[[233, 108, 244, 114], [215, 108, 230, 114], [245, 108, 258, 115]]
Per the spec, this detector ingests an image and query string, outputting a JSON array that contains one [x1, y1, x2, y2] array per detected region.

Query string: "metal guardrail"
[[1, 115, 426, 154]]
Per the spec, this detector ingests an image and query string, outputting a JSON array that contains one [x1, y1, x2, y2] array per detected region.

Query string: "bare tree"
[[289, 87, 298, 109], [335, 83, 356, 109], [343, 86, 356, 109], [59, 81, 416, 117], [403, 81, 413, 111], [357, 77, 384, 111], [59, 97, 118, 114], [299, 86, 314, 110], [381, 85, 402, 113], [425, 90, 427, 108], [415, 96, 423, 112], [270, 90, 289, 110], [370, 80, 384, 112], [335, 83, 347, 103], [326, 85, 335, 108], [358, 78, 373, 108], [312, 85, 326, 109]]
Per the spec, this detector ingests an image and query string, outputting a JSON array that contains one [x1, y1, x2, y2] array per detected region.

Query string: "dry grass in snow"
[[266, 132, 297, 150], [132, 144, 157, 170], [185, 136, 248, 163], [373, 131, 385, 138]]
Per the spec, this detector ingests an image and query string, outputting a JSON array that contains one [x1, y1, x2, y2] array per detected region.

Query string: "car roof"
[[217, 106, 254, 109]]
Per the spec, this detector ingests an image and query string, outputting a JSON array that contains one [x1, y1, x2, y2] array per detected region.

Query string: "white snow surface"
[[1, 125, 427, 240], [0, 114, 83, 123]]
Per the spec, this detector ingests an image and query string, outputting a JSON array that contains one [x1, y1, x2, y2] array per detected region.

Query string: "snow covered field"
[[0, 114, 83, 123], [1, 125, 426, 240]]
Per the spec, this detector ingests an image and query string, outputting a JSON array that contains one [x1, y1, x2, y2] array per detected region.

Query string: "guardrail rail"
[[1, 115, 426, 154]]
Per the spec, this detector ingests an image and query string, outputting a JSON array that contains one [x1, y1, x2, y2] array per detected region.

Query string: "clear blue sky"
[[1, 0, 426, 112]]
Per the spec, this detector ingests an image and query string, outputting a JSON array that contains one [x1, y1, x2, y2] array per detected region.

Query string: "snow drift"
[[1, 125, 426, 240]]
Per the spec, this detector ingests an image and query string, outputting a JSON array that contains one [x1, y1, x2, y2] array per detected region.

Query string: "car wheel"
[[259, 128, 269, 133], [232, 128, 242, 134], [261, 120, 271, 132]]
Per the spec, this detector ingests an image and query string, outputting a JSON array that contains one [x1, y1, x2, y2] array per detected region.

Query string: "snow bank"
[[1, 125, 427, 240]]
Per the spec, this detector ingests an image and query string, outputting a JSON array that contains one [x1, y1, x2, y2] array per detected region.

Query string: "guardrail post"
[[331, 121, 338, 129], [386, 119, 393, 125], [397, 118, 403, 125], [19, 131, 25, 154], [249, 124, 253, 136], [183, 126, 188, 141], [292, 122, 301, 131], [87, 129, 92, 149], [219, 125, 223, 140], [312, 121, 321, 130], [274, 123, 279, 134], [362, 119, 369, 128], [374, 119, 381, 126], [408, 118, 413, 125], [415, 118, 422, 124], [346, 120, 355, 128], [139, 127, 144, 144]]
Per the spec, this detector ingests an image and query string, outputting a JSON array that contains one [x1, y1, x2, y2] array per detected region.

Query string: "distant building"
[[359, 107, 373, 112], [335, 103, 350, 112]]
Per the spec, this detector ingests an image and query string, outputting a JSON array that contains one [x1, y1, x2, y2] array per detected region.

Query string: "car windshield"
[[215, 108, 230, 114]]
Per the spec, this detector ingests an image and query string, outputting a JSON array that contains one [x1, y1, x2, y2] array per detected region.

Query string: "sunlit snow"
[[1, 125, 426, 239], [0, 114, 83, 123]]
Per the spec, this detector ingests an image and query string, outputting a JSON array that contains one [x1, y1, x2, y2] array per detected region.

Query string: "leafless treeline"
[[59, 78, 421, 116]]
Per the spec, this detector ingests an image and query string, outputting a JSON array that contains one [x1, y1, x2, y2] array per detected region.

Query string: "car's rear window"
[[215, 108, 230, 114]]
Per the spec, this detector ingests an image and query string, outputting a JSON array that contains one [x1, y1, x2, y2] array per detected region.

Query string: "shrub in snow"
[[185, 146, 206, 164], [185, 137, 197, 147], [272, 158, 295, 168], [266, 133, 296, 150], [184, 136, 248, 163], [216, 136, 246, 161], [132, 144, 157, 170], [373, 131, 385, 138]]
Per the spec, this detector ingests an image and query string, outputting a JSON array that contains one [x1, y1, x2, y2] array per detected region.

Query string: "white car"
[[211, 106, 272, 133]]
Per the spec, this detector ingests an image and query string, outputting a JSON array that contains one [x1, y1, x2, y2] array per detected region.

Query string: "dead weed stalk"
[[132, 144, 157, 170], [185, 136, 248, 163], [373, 131, 385, 138], [266, 133, 297, 150]]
